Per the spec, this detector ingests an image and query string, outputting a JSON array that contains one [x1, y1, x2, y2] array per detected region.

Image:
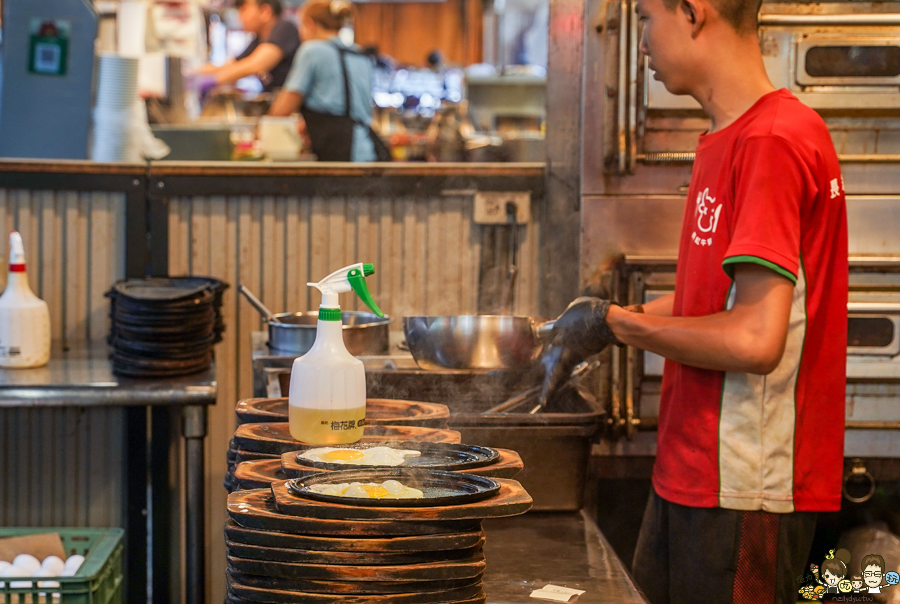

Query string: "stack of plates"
[[106, 276, 227, 378], [224, 466, 534, 604], [92, 54, 140, 162]]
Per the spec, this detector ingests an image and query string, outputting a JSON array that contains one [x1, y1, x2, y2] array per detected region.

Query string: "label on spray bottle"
[[289, 407, 366, 445]]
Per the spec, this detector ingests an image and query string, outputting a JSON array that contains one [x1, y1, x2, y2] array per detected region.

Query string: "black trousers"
[[632, 489, 817, 604]]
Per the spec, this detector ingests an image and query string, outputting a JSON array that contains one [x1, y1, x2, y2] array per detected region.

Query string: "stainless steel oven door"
[[796, 35, 900, 87], [848, 301, 900, 357], [639, 299, 900, 367]]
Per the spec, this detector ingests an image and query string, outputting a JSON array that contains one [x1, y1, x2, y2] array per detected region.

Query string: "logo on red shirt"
[[691, 187, 722, 247]]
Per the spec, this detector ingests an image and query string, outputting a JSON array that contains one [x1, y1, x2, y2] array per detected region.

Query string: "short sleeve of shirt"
[[722, 135, 812, 285], [266, 20, 300, 58], [236, 37, 260, 61], [284, 43, 326, 97]]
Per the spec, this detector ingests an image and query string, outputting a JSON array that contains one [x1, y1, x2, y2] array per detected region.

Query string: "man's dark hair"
[[235, 0, 283, 17], [662, 0, 762, 33]]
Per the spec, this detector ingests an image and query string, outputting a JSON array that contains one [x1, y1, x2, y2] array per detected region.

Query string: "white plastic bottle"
[[288, 263, 383, 445], [0, 231, 50, 368]]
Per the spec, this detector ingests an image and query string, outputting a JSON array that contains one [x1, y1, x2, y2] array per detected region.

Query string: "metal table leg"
[[183, 405, 208, 604]]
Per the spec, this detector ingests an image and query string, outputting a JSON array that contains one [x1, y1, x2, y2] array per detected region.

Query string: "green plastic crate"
[[0, 527, 123, 604]]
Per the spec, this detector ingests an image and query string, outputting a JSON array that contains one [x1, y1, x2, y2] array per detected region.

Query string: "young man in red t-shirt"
[[540, 0, 848, 599]]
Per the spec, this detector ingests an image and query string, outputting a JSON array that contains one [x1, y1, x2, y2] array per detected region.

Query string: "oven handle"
[[617, 0, 629, 174], [848, 301, 900, 313], [759, 13, 900, 25], [637, 152, 900, 165], [842, 459, 876, 504], [627, 0, 639, 173]]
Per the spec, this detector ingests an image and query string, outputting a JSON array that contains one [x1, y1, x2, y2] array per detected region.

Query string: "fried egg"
[[299, 446, 421, 467], [308, 480, 424, 499]]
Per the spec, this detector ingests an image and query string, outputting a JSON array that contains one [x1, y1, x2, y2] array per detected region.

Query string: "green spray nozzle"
[[308, 262, 384, 318], [348, 268, 383, 317]]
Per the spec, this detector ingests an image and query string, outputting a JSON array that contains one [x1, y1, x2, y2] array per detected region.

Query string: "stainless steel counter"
[[0, 343, 216, 407], [0, 343, 216, 604], [483, 511, 648, 604]]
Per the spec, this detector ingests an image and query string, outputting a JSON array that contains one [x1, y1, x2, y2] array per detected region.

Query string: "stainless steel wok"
[[268, 311, 391, 356], [402, 315, 554, 371]]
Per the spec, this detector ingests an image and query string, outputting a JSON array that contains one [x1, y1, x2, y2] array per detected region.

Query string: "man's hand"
[[540, 297, 620, 406]]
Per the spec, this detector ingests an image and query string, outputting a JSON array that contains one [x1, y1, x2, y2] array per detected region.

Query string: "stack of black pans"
[[107, 276, 227, 377]]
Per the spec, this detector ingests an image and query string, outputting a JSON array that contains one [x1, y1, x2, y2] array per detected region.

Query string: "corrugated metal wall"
[[165, 193, 540, 604], [0, 189, 127, 528]]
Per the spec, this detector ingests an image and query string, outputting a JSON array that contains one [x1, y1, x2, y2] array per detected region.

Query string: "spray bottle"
[[288, 263, 383, 445], [0, 231, 51, 368]]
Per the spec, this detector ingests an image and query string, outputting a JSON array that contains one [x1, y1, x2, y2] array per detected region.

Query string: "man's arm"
[[269, 90, 304, 116], [606, 263, 793, 374], [208, 43, 284, 85], [627, 292, 674, 316]]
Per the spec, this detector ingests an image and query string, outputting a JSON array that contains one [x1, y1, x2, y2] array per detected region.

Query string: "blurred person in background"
[[198, 0, 300, 92], [269, 0, 388, 161]]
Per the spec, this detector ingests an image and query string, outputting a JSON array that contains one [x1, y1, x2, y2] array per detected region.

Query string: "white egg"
[[299, 446, 421, 467], [4, 563, 34, 588], [61, 568, 77, 577], [64, 555, 85, 573], [33, 568, 60, 591], [41, 556, 65, 576], [342, 482, 371, 498], [12, 554, 40, 574], [0, 561, 10, 573], [2, 565, 31, 577]]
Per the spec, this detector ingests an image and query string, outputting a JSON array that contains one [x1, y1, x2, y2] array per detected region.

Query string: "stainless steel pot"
[[402, 315, 554, 371], [269, 311, 391, 356]]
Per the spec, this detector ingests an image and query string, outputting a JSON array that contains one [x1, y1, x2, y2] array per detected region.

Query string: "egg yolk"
[[324, 450, 365, 461], [360, 485, 389, 498]]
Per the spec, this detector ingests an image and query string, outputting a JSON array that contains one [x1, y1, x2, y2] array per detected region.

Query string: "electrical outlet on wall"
[[473, 192, 531, 224]]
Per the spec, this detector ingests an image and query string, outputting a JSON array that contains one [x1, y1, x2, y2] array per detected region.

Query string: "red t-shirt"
[[653, 89, 848, 513]]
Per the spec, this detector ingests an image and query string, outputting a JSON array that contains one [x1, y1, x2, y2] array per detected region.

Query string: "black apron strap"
[[331, 41, 392, 161], [332, 41, 353, 119]]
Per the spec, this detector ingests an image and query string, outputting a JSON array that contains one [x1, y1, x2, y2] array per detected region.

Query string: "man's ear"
[[680, 0, 706, 36]]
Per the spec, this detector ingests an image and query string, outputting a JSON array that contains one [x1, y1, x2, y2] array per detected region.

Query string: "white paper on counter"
[[529, 584, 587, 602]]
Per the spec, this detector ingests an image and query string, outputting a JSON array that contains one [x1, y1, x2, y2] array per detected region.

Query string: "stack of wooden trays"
[[235, 398, 451, 429], [233, 444, 525, 491], [225, 398, 455, 493], [225, 466, 533, 604]]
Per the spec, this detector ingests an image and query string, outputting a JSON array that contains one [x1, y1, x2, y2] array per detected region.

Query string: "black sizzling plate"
[[287, 468, 500, 508], [294, 442, 499, 472]]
